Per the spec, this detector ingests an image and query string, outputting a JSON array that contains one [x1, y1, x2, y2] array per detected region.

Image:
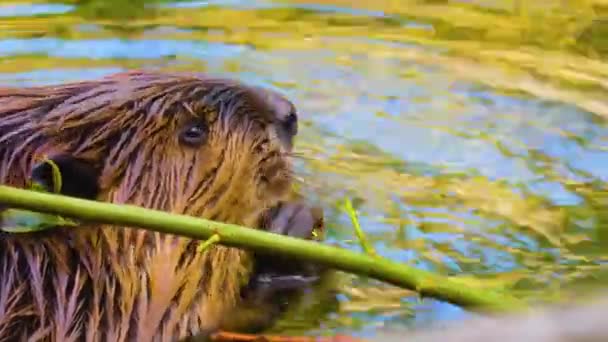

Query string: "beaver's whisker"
[[181, 102, 196, 117], [289, 150, 313, 157], [292, 175, 308, 185], [281, 152, 316, 161]]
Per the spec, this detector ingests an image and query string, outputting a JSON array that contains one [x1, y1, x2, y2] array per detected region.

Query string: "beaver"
[[0, 70, 327, 341]]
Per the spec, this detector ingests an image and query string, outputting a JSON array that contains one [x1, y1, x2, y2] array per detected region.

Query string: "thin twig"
[[343, 198, 376, 257]]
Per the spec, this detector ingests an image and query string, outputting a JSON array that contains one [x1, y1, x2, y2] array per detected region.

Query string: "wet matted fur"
[[0, 70, 303, 341]]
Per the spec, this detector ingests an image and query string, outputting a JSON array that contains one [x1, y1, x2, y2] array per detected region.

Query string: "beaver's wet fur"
[[0, 70, 325, 341]]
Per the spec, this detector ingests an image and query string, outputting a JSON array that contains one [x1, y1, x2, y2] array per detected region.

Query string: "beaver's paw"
[[247, 202, 325, 295], [264, 202, 324, 240]]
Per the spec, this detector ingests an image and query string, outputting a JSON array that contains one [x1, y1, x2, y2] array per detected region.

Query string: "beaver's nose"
[[280, 111, 298, 138], [250, 85, 299, 143]]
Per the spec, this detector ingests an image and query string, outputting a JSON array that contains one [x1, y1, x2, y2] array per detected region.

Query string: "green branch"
[[0, 185, 527, 313]]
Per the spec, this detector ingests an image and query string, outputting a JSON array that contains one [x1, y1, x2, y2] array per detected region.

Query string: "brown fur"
[[0, 71, 300, 341]]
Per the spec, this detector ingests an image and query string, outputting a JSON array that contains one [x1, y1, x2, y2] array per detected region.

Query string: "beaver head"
[[1, 70, 298, 221], [0, 71, 311, 341]]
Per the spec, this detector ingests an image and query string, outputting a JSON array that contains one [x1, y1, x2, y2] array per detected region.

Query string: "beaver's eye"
[[179, 120, 208, 147]]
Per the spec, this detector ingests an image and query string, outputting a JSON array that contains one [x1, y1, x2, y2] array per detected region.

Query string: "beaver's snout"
[[279, 110, 298, 139], [252, 86, 299, 153], [274, 108, 298, 154]]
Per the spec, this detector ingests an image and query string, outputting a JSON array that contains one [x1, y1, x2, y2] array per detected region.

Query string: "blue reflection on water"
[[0, 3, 73, 17]]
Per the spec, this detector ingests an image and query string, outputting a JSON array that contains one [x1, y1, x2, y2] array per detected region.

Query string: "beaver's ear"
[[31, 154, 100, 200]]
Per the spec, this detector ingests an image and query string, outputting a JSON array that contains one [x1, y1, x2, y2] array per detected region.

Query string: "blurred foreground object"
[[372, 293, 608, 342]]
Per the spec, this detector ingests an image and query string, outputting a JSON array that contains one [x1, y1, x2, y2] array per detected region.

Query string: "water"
[[1, 0, 608, 338]]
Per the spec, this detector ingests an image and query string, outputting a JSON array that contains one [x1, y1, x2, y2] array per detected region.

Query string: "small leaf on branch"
[[1, 208, 78, 233], [47, 158, 63, 194], [1, 157, 75, 234], [197, 233, 221, 253]]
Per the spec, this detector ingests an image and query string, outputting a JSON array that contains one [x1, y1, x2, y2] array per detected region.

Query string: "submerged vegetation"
[[0, 0, 607, 338]]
